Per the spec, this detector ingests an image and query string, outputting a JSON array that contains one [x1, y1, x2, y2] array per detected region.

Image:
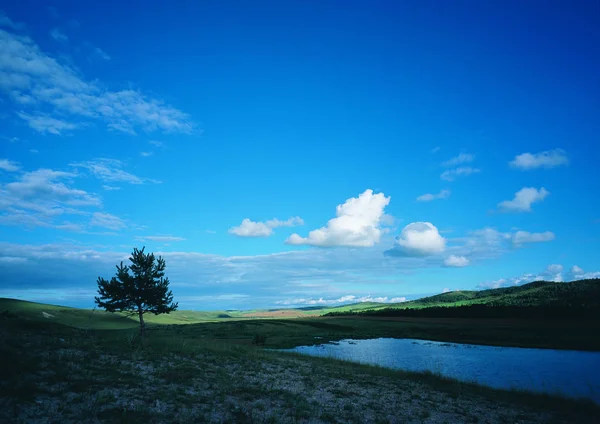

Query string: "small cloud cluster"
[[230, 216, 304, 237], [286, 189, 391, 247], [275, 295, 407, 306], [498, 187, 549, 212], [477, 263, 599, 290], [509, 149, 568, 170]]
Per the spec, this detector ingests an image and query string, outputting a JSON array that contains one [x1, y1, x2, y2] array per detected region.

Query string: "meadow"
[[2, 297, 600, 423]]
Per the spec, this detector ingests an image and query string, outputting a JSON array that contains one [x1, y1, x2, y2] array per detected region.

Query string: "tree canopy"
[[95, 247, 178, 332]]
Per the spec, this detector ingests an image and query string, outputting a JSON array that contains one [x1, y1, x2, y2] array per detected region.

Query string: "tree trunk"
[[138, 308, 145, 335]]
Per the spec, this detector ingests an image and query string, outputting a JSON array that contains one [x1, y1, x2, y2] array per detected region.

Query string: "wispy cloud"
[[0, 22, 193, 135], [71, 158, 158, 185], [286, 189, 390, 247], [440, 166, 480, 181], [442, 153, 475, 167], [50, 28, 68, 43], [509, 149, 568, 170], [511, 231, 555, 246], [0, 159, 20, 172], [90, 212, 125, 230], [135, 235, 186, 242], [498, 187, 549, 213], [83, 41, 111, 62], [0, 11, 25, 30], [16, 112, 77, 135], [140, 151, 153, 157], [0, 168, 100, 230], [416, 189, 450, 202], [230, 216, 304, 237]]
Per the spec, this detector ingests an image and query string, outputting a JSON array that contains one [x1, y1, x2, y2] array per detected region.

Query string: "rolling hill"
[[325, 279, 600, 318]]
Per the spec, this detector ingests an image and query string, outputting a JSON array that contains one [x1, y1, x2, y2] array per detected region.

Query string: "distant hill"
[[325, 279, 600, 319], [398, 279, 600, 308]]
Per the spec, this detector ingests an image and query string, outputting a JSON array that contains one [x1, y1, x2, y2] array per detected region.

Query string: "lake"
[[283, 338, 600, 403]]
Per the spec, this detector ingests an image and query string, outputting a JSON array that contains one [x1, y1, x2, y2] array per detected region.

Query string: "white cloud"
[[509, 149, 568, 170], [90, 212, 125, 230], [16, 112, 77, 135], [71, 158, 156, 184], [286, 189, 391, 247], [230, 216, 304, 237], [498, 187, 549, 212], [442, 288, 451, 293], [0, 159, 20, 172], [444, 255, 469, 267], [571, 265, 584, 275], [431, 146, 440, 154], [0, 25, 193, 135], [140, 151, 153, 157], [440, 167, 480, 181], [50, 28, 68, 43], [102, 185, 120, 191], [511, 230, 555, 246], [393, 222, 446, 256], [442, 153, 475, 167], [149, 140, 164, 147], [135, 235, 186, 242], [205, 229, 216, 234], [416, 189, 450, 202]]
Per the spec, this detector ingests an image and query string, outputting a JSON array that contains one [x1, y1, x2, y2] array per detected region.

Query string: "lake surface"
[[284, 338, 600, 403]]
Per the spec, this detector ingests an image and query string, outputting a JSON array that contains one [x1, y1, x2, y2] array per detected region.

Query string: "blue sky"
[[0, 1, 599, 310]]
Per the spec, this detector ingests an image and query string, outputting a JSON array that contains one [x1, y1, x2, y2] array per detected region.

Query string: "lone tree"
[[95, 247, 178, 333]]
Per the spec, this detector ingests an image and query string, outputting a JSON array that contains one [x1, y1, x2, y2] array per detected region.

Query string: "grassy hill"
[[396, 278, 600, 309], [0, 298, 250, 329], [325, 279, 600, 318]]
